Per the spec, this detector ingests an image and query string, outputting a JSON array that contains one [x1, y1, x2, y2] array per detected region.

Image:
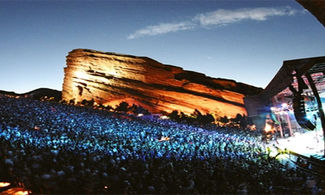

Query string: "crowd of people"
[[0, 96, 322, 194]]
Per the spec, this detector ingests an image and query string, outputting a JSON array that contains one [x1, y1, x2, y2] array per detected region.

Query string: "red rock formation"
[[62, 49, 261, 117]]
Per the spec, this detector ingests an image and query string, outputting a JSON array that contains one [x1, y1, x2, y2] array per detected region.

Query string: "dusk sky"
[[0, 0, 324, 93]]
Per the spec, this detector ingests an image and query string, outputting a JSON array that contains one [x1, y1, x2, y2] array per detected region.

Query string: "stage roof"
[[258, 56, 325, 100], [297, 0, 325, 28]]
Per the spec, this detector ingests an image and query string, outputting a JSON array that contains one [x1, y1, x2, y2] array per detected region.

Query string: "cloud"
[[127, 22, 194, 39], [193, 7, 298, 26], [128, 7, 301, 39]]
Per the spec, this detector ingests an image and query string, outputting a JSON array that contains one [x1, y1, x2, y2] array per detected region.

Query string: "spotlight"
[[282, 103, 288, 109]]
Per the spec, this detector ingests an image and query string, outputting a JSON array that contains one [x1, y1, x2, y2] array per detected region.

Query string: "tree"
[[128, 104, 150, 115], [240, 115, 248, 129], [218, 116, 229, 124], [128, 104, 138, 113], [81, 99, 88, 106], [69, 99, 75, 105], [115, 102, 129, 112], [168, 110, 180, 121], [202, 113, 215, 124], [192, 109, 203, 119]]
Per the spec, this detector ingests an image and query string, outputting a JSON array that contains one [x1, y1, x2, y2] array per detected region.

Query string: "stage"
[[273, 130, 324, 158], [266, 129, 325, 180]]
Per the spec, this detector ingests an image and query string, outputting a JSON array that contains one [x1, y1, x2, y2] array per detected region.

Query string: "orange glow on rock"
[[62, 49, 260, 118], [74, 71, 87, 79]]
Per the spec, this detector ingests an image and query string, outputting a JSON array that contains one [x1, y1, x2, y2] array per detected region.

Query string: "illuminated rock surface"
[[62, 49, 261, 117]]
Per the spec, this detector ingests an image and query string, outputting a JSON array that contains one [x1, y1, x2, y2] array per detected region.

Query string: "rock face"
[[62, 49, 262, 117]]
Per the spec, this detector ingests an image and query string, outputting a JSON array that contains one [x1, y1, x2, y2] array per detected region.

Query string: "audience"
[[0, 96, 321, 194]]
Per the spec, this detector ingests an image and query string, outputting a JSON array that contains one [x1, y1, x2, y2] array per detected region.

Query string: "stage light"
[[160, 115, 168, 120], [0, 182, 10, 188], [306, 114, 313, 121], [264, 123, 273, 132], [282, 103, 288, 109]]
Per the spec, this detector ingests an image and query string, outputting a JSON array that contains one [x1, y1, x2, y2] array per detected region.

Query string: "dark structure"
[[297, 0, 325, 27], [244, 56, 325, 155]]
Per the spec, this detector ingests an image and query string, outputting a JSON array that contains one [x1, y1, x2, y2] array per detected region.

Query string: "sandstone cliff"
[[62, 49, 262, 117]]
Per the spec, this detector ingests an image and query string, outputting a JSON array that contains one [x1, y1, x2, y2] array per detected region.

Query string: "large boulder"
[[62, 49, 261, 117]]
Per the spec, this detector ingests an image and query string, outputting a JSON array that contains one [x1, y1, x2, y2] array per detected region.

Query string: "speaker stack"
[[292, 95, 316, 130]]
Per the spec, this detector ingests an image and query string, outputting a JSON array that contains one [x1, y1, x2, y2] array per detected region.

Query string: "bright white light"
[[306, 114, 313, 120], [160, 115, 168, 120], [264, 123, 273, 132], [275, 130, 324, 157], [281, 103, 288, 108], [0, 182, 10, 188]]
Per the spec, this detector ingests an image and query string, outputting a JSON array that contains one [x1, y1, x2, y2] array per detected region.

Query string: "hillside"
[[0, 88, 61, 101]]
